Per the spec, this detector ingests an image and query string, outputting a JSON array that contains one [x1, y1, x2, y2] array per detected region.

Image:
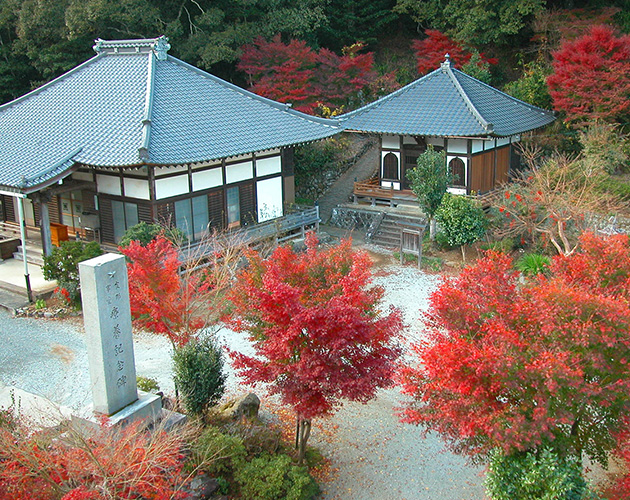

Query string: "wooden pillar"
[[33, 192, 53, 256]]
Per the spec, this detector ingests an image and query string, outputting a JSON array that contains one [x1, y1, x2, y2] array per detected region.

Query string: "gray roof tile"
[[340, 60, 555, 138], [0, 37, 340, 192]]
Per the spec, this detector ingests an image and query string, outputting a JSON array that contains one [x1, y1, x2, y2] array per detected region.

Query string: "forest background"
[[2, 0, 630, 121]]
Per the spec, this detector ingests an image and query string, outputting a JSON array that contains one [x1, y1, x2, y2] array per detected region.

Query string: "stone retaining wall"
[[329, 207, 382, 230]]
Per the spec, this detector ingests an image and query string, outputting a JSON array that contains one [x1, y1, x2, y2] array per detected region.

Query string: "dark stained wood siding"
[[137, 201, 153, 224], [208, 190, 225, 231], [470, 150, 495, 193], [99, 197, 114, 244], [496, 146, 510, 186], [1, 195, 16, 222], [157, 201, 175, 228], [240, 182, 256, 226], [49, 196, 60, 224]]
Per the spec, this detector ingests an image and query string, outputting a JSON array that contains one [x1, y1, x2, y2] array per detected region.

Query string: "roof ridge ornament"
[[441, 53, 451, 71], [93, 36, 170, 60]]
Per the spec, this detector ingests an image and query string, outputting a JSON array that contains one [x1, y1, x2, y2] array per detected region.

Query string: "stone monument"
[[79, 253, 162, 425]]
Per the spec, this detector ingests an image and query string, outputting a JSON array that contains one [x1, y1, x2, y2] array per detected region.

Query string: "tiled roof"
[[340, 58, 555, 138], [0, 37, 340, 193]]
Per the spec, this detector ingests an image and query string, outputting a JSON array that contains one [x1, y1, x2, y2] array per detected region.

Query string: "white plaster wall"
[[96, 174, 121, 196], [154, 165, 187, 177], [256, 156, 282, 177], [226, 162, 253, 184], [447, 139, 468, 154], [72, 171, 92, 182], [192, 168, 223, 191], [155, 174, 189, 199], [472, 140, 485, 153], [257, 176, 283, 222], [382, 134, 400, 149], [123, 178, 150, 200], [497, 137, 510, 147]]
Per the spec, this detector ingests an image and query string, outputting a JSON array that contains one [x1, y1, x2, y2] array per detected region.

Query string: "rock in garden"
[[218, 392, 260, 420]]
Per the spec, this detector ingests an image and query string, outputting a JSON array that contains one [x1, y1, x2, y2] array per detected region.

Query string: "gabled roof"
[[339, 57, 555, 138], [0, 37, 340, 193]]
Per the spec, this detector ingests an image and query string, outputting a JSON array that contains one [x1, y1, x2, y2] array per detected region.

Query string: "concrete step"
[[371, 212, 426, 249], [13, 245, 45, 266]]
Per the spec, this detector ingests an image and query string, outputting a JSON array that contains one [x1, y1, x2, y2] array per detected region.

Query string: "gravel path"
[[0, 257, 485, 500]]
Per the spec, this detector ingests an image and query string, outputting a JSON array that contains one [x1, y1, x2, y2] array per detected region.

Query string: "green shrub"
[[234, 453, 319, 500], [118, 222, 186, 248], [136, 376, 160, 393], [435, 194, 488, 258], [191, 427, 247, 476], [485, 448, 598, 500], [34, 299, 46, 310], [516, 253, 551, 276], [172, 336, 226, 417], [421, 255, 443, 272], [601, 176, 630, 201], [42, 240, 103, 304]]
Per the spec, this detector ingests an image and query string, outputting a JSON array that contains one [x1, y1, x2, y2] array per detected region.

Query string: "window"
[[112, 200, 139, 242], [382, 153, 399, 180], [175, 195, 209, 241], [226, 187, 240, 228], [60, 190, 84, 231], [449, 158, 466, 187]]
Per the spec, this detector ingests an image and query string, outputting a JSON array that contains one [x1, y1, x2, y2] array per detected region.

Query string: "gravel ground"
[[0, 254, 485, 500]]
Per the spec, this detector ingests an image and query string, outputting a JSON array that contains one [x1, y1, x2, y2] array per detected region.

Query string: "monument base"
[[106, 391, 163, 427]]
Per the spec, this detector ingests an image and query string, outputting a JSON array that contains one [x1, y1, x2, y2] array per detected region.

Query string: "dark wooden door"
[[402, 145, 426, 190]]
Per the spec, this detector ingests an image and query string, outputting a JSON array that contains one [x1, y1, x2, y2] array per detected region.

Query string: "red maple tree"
[[226, 233, 404, 462], [412, 30, 496, 75], [121, 235, 208, 348], [238, 35, 378, 115], [400, 232, 630, 465], [547, 25, 630, 125]]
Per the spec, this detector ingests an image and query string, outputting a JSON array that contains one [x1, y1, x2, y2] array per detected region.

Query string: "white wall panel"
[[448, 139, 468, 154], [96, 174, 121, 196], [382, 134, 400, 149], [497, 137, 510, 147], [155, 174, 189, 199], [192, 168, 223, 191], [123, 178, 150, 200], [226, 161, 253, 184], [472, 140, 485, 153], [257, 176, 283, 222], [256, 156, 282, 177]]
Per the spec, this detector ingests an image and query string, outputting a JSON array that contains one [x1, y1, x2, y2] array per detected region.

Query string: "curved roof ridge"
[[442, 60, 493, 133], [338, 68, 443, 121], [138, 52, 156, 162], [166, 55, 340, 129]]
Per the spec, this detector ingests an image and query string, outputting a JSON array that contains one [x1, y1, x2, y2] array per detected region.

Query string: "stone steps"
[[371, 213, 427, 249], [13, 245, 45, 266]]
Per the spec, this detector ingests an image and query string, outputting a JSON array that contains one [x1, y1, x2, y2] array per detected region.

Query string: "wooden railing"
[[180, 205, 320, 265], [353, 177, 396, 201]]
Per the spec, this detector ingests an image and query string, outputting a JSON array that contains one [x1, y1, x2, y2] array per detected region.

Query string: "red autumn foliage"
[[399, 232, 630, 463], [0, 420, 190, 500], [548, 25, 630, 125], [412, 30, 497, 75], [121, 235, 208, 347], [226, 233, 404, 460], [238, 35, 379, 115]]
